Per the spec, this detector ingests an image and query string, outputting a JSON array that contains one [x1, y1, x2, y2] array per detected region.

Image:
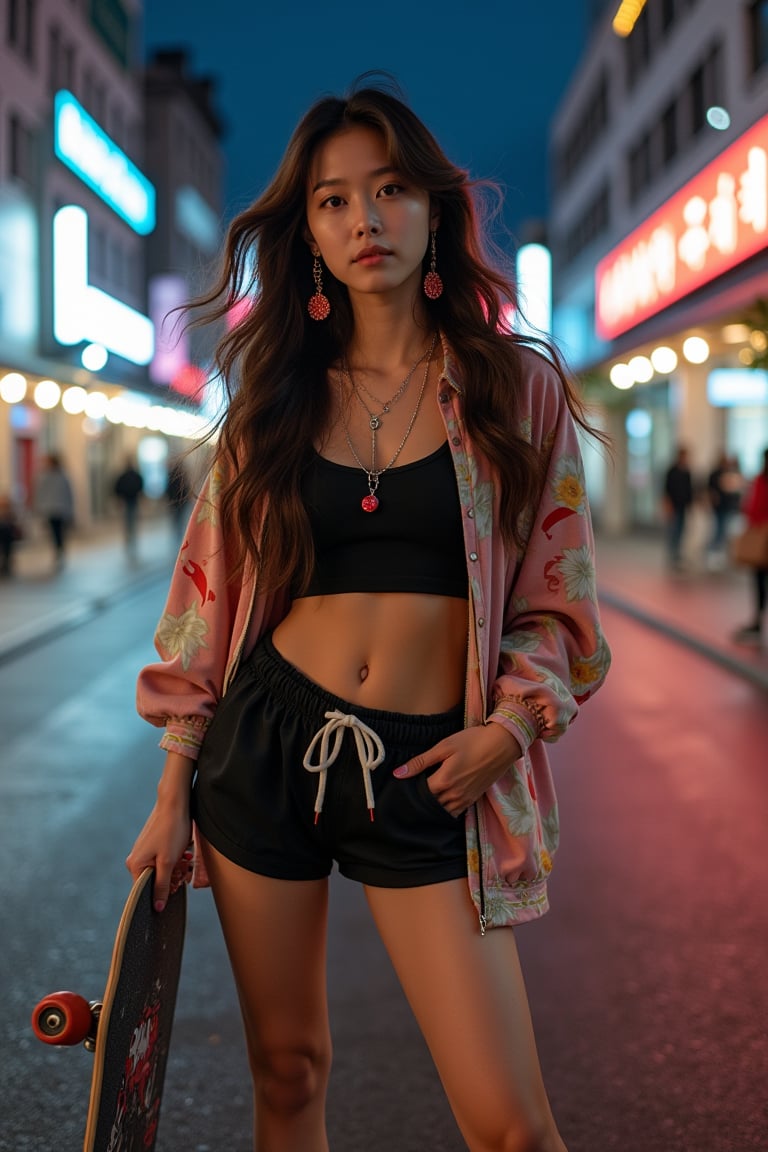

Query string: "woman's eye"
[[320, 195, 344, 208], [379, 183, 403, 197]]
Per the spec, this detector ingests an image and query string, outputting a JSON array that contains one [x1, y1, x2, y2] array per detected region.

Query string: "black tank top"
[[295, 441, 469, 599]]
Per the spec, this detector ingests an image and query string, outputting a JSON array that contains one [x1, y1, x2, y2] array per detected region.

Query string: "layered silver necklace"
[[339, 332, 438, 512]]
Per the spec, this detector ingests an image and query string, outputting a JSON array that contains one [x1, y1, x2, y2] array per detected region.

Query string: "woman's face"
[[305, 124, 438, 304]]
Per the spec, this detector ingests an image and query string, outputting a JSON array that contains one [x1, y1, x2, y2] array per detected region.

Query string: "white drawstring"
[[303, 710, 386, 823]]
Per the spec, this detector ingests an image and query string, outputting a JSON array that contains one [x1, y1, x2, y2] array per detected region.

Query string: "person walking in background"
[[705, 451, 743, 567], [126, 79, 611, 1152], [113, 456, 144, 563], [732, 446, 768, 645], [33, 453, 74, 571], [663, 445, 694, 570], [165, 455, 191, 541], [0, 493, 22, 578]]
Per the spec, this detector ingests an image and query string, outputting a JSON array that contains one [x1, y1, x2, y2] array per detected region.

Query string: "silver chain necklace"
[[339, 332, 437, 512], [345, 344, 431, 430]]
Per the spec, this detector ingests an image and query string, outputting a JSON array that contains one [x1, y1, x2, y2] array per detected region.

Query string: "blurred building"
[[549, 0, 768, 532], [143, 48, 225, 418], [0, 2, 222, 526]]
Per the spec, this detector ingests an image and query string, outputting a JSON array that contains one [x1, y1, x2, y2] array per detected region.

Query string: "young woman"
[[127, 80, 611, 1152]]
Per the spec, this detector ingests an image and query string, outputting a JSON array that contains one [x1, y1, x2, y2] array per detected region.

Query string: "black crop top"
[[295, 441, 469, 599]]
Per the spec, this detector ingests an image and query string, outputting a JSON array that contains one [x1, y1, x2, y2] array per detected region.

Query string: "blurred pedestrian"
[[0, 493, 22, 577], [113, 456, 144, 562], [705, 451, 743, 566], [662, 445, 693, 570], [731, 446, 768, 645], [127, 79, 611, 1152], [165, 455, 191, 541], [34, 453, 74, 571]]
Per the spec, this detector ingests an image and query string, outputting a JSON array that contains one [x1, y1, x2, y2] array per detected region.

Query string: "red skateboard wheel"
[[32, 992, 94, 1046]]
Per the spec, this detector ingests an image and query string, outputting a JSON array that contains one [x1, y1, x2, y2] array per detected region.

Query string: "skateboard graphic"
[[32, 867, 186, 1152]]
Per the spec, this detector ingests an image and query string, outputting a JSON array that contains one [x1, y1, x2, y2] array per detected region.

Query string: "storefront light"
[[0, 372, 27, 403], [105, 396, 126, 424], [706, 106, 731, 131], [749, 329, 768, 352], [34, 379, 62, 410], [721, 323, 750, 344], [84, 390, 108, 419], [81, 343, 108, 372], [609, 363, 635, 389], [626, 409, 652, 438], [650, 346, 678, 374], [738, 347, 755, 365], [62, 385, 88, 414], [682, 336, 710, 364], [628, 355, 654, 383]]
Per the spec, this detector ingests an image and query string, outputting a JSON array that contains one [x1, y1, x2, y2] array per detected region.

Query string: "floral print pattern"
[[155, 603, 209, 671]]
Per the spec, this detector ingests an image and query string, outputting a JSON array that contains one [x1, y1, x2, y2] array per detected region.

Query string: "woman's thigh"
[[200, 836, 331, 1063], [364, 879, 562, 1150]]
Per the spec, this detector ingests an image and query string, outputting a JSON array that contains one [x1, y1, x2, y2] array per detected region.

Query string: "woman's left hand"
[[393, 723, 523, 817]]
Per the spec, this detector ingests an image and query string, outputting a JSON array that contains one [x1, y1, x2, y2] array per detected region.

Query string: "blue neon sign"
[[54, 90, 156, 235]]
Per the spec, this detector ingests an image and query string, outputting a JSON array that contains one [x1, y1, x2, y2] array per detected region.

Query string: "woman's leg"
[[365, 879, 567, 1152], [200, 837, 332, 1152]]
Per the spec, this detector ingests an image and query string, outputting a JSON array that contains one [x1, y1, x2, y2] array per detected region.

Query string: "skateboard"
[[31, 866, 187, 1152]]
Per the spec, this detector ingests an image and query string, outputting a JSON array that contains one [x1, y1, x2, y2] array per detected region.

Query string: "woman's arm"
[[125, 751, 195, 910], [136, 460, 243, 758], [486, 355, 611, 755]]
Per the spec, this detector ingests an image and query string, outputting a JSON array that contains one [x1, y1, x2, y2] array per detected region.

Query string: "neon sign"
[[596, 113, 768, 341], [53, 205, 154, 365], [54, 90, 156, 235]]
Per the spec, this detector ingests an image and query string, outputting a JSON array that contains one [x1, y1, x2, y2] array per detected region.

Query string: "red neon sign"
[[595, 113, 768, 341]]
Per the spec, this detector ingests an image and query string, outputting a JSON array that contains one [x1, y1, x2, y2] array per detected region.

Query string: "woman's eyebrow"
[[311, 166, 400, 194]]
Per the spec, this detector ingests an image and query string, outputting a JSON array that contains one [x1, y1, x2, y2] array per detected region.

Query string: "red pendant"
[[361, 494, 379, 512]]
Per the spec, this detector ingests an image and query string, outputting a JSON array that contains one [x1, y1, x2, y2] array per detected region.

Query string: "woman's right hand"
[[126, 752, 195, 911]]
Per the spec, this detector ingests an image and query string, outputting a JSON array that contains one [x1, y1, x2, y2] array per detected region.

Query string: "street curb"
[[599, 587, 768, 691]]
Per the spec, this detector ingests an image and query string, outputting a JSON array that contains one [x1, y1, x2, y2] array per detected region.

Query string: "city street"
[[0, 580, 766, 1151]]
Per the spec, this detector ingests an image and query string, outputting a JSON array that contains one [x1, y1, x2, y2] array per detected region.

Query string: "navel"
[[359, 664, 369, 683]]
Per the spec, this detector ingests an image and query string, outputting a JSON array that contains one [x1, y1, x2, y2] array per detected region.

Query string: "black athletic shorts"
[[192, 633, 468, 887]]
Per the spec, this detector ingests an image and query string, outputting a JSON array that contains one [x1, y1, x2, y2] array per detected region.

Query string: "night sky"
[[142, 1, 590, 247]]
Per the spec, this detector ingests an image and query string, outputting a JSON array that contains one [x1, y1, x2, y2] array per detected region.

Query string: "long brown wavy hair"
[[192, 77, 597, 592]]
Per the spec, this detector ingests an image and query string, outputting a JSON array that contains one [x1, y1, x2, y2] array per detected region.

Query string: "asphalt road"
[[0, 583, 766, 1151]]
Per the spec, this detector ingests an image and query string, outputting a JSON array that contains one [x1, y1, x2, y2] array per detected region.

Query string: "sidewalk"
[[0, 517, 176, 664], [595, 532, 768, 690], [0, 518, 766, 689]]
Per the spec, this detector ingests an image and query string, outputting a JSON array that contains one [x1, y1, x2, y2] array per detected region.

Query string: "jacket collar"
[[438, 331, 462, 394]]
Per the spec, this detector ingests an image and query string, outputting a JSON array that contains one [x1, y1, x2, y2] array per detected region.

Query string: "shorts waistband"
[[250, 632, 464, 745]]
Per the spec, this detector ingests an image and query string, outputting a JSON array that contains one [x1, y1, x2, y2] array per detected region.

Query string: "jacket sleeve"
[[135, 461, 245, 759], [486, 355, 611, 754]]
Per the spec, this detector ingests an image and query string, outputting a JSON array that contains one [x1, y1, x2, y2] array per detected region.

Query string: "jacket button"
[[478, 617, 485, 627], [467, 509, 474, 518], [469, 552, 478, 561], [439, 392, 450, 403]]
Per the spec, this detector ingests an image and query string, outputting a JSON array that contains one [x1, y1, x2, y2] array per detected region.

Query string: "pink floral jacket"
[[137, 338, 611, 930]]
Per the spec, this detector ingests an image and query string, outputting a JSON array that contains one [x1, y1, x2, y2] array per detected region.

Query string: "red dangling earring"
[[308, 252, 331, 320], [423, 230, 443, 300]]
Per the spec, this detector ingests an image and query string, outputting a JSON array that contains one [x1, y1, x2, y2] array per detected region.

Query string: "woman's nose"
[[355, 200, 382, 236]]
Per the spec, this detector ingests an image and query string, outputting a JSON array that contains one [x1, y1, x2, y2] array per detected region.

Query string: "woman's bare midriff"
[[271, 593, 468, 714]]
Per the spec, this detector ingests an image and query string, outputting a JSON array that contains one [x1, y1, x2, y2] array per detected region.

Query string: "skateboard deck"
[[32, 867, 186, 1152]]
